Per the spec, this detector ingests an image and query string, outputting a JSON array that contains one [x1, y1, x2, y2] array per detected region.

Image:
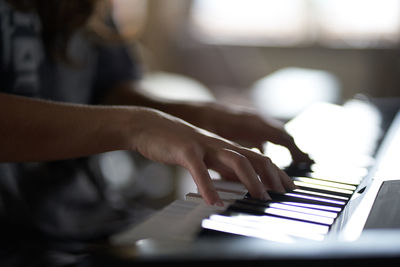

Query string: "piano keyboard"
[[110, 99, 400, 248], [197, 173, 358, 242], [110, 170, 361, 245]]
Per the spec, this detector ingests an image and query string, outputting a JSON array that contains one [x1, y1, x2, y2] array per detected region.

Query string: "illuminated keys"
[[200, 175, 358, 242], [294, 181, 354, 195], [280, 201, 342, 213], [284, 192, 346, 206], [228, 203, 335, 225], [268, 203, 337, 219], [292, 188, 350, 201], [202, 213, 328, 241], [293, 176, 357, 191]]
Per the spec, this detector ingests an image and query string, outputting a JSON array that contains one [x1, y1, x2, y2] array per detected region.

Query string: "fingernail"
[[215, 200, 225, 207], [263, 192, 272, 201]]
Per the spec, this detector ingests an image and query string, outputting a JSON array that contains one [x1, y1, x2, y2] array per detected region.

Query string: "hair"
[[7, 0, 119, 62]]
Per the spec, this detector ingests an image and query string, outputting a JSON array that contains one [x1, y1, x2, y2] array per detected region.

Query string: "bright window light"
[[190, 0, 400, 48], [315, 0, 400, 47], [190, 0, 308, 45]]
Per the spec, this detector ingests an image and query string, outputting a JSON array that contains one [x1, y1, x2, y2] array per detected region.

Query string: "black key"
[[292, 187, 351, 201], [284, 162, 313, 176], [292, 176, 356, 195], [245, 191, 346, 208], [235, 200, 338, 218], [299, 173, 361, 186]]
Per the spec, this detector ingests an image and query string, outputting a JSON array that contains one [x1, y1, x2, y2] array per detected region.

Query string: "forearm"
[[0, 93, 135, 162], [101, 82, 206, 126]]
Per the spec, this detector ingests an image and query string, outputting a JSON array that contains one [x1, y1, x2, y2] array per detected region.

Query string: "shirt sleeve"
[[91, 38, 143, 104]]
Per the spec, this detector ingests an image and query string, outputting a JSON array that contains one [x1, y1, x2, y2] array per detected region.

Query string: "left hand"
[[187, 102, 314, 166], [103, 84, 314, 166]]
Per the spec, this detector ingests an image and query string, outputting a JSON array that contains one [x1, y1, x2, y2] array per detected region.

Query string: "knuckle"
[[282, 133, 295, 144], [181, 143, 200, 158], [231, 153, 250, 168], [259, 155, 273, 166]]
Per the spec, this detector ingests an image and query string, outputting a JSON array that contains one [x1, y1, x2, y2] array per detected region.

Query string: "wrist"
[[160, 101, 209, 127], [116, 106, 167, 152], [110, 106, 144, 151]]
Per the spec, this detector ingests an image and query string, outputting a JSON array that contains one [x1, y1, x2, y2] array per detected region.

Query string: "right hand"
[[127, 108, 295, 206]]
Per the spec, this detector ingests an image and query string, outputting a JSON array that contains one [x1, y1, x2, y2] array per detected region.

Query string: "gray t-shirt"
[[0, 0, 141, 240]]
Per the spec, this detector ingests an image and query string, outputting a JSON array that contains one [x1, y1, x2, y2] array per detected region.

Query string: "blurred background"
[[101, 0, 400, 209]]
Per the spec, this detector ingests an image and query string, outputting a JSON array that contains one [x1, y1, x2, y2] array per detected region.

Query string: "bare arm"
[[0, 92, 295, 205], [0, 92, 132, 162]]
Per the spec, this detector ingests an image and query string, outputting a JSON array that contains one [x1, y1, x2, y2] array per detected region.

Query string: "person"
[[0, 0, 313, 241]]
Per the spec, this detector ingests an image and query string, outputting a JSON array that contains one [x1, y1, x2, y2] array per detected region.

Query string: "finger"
[[250, 146, 263, 155], [257, 143, 265, 154], [274, 164, 296, 191], [261, 128, 314, 165], [247, 153, 286, 193], [280, 133, 315, 164], [211, 148, 270, 200], [184, 153, 224, 206], [213, 168, 239, 181], [242, 138, 266, 154]]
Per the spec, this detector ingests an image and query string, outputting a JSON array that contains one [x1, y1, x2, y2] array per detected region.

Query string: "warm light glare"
[[316, 0, 400, 46], [190, 0, 400, 47], [191, 0, 306, 45], [267, 101, 382, 173], [251, 68, 340, 120]]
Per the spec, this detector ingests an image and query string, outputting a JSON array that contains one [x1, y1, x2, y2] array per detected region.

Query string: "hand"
[[105, 84, 313, 166], [128, 108, 296, 206], [189, 102, 314, 166]]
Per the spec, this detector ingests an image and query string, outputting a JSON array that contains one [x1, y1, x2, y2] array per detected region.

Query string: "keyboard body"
[[109, 98, 400, 262]]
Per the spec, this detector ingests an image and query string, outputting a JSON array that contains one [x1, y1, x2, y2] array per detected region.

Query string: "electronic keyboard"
[[109, 98, 400, 262]]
